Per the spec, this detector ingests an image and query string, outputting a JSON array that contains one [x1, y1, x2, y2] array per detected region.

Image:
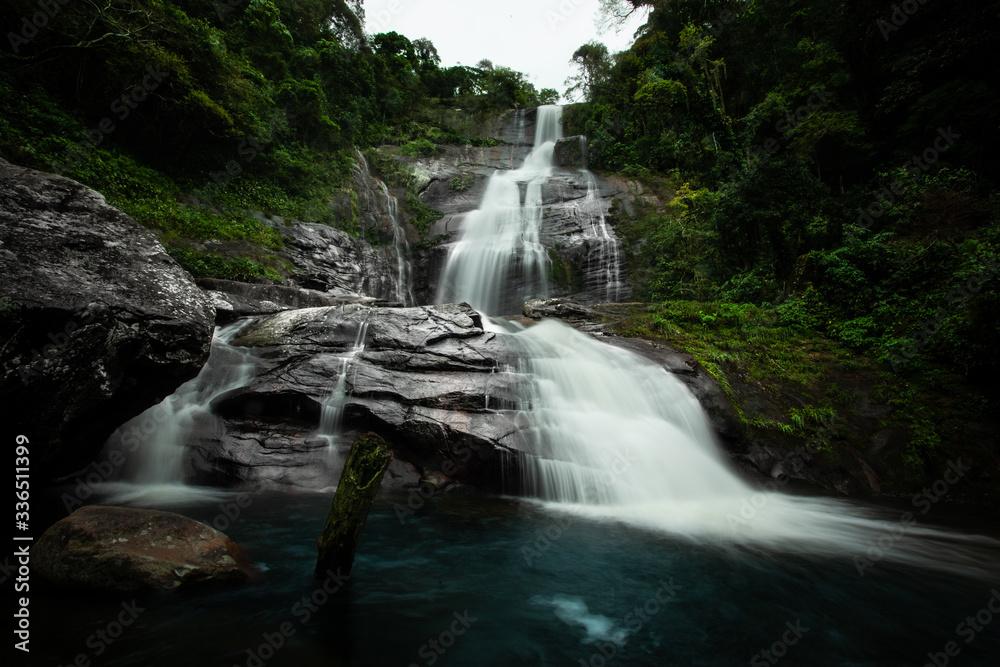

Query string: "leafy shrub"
[[400, 139, 436, 158]]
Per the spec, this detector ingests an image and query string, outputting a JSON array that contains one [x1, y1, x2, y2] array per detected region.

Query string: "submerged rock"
[[34, 505, 253, 591], [0, 160, 215, 478]]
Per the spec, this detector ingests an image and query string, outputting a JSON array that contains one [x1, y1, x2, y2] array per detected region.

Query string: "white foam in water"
[[531, 595, 630, 646]]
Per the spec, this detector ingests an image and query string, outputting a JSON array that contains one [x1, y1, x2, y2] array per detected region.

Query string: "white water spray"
[[499, 319, 998, 577]]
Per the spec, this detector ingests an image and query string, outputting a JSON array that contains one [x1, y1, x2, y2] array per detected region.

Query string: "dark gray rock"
[[0, 160, 215, 477], [554, 136, 588, 169], [255, 214, 406, 304], [187, 304, 526, 492], [523, 297, 600, 322], [199, 278, 371, 323]]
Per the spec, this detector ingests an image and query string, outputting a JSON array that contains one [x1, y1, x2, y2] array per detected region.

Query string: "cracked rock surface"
[[191, 303, 527, 491]]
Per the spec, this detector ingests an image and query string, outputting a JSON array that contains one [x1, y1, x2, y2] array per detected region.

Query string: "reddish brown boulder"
[[34, 505, 253, 591]]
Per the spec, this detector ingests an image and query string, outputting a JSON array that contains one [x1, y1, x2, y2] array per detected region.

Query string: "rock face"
[[181, 302, 752, 495], [261, 216, 404, 300], [395, 109, 632, 308], [553, 136, 587, 169], [190, 304, 527, 491], [0, 160, 215, 477], [416, 166, 632, 309], [200, 278, 371, 324], [523, 297, 600, 322], [34, 505, 252, 591]]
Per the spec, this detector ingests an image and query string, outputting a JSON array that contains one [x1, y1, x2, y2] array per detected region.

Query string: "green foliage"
[[167, 247, 274, 282], [0, 1, 540, 278], [400, 139, 436, 158], [583, 0, 999, 386], [405, 193, 444, 238], [449, 173, 475, 192]]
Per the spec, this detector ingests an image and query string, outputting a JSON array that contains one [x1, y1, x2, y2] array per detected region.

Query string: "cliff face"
[[0, 160, 215, 477], [394, 109, 633, 310]]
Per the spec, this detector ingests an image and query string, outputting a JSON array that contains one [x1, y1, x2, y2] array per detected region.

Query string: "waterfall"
[[496, 319, 997, 576], [436, 105, 564, 315], [442, 107, 998, 577], [353, 149, 414, 306], [577, 169, 625, 303], [510, 320, 740, 505], [318, 308, 371, 447], [98, 322, 257, 504]]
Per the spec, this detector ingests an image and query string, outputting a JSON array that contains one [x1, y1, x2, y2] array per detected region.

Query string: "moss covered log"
[[315, 432, 393, 577]]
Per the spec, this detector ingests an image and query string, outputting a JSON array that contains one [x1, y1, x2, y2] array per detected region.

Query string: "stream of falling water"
[[577, 168, 625, 303], [97, 322, 257, 505], [317, 308, 371, 450], [436, 106, 564, 314]]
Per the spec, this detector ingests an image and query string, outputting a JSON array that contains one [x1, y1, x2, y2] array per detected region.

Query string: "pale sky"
[[361, 0, 650, 100]]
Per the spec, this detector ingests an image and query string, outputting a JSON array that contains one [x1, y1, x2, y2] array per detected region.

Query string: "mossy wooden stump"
[[315, 432, 393, 577]]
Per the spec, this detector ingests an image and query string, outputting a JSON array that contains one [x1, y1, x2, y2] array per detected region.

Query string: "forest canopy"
[[564, 0, 999, 383]]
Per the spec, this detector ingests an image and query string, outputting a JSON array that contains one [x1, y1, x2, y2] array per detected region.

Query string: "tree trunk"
[[315, 432, 393, 577]]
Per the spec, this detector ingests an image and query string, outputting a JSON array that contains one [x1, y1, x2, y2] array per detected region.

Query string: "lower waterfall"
[[496, 318, 997, 577]]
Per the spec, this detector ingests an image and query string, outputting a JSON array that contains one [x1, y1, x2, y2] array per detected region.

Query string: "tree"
[[538, 88, 561, 105], [597, 0, 654, 32], [565, 41, 611, 102], [412, 38, 441, 69]]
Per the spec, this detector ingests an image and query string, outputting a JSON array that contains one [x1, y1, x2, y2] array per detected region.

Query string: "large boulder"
[[34, 505, 252, 591], [0, 160, 215, 477], [523, 297, 600, 322], [184, 301, 749, 495], [553, 136, 588, 169], [189, 303, 528, 491]]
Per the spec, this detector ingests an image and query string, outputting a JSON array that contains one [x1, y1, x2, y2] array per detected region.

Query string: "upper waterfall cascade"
[[436, 105, 566, 315], [353, 149, 414, 306]]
